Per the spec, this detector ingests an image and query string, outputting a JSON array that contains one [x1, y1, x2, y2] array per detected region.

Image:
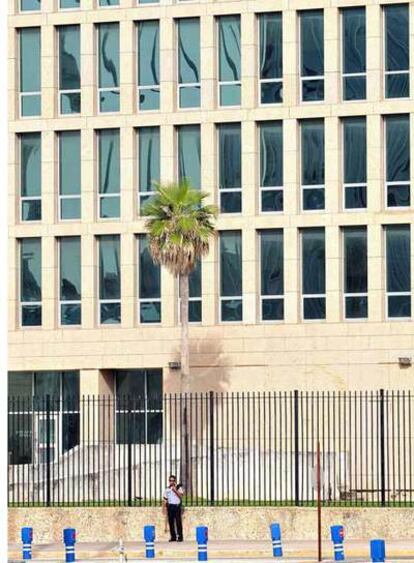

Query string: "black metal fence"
[[8, 390, 414, 507]]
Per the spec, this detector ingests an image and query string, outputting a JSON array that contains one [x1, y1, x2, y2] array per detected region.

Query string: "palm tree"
[[142, 179, 217, 489]]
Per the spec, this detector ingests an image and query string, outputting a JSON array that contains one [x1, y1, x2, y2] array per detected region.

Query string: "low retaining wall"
[[8, 507, 414, 543]]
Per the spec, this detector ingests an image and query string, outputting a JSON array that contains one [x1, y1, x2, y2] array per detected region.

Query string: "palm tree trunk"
[[179, 273, 190, 392], [179, 273, 191, 493]]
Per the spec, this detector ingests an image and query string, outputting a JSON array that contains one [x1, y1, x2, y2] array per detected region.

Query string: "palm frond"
[[142, 180, 217, 277]]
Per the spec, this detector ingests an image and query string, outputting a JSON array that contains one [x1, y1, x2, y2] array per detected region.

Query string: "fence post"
[[127, 398, 132, 507], [209, 391, 215, 505], [46, 394, 51, 507], [379, 389, 386, 507], [294, 390, 299, 506]]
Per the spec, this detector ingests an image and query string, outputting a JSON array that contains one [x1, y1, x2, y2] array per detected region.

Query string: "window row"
[[20, 0, 216, 9], [18, 5, 411, 117], [18, 226, 412, 329], [18, 115, 412, 222]]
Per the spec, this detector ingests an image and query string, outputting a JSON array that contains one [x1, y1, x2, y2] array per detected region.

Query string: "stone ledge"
[[8, 507, 414, 543]]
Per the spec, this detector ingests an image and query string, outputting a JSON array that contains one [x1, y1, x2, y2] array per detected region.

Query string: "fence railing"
[[8, 390, 414, 507]]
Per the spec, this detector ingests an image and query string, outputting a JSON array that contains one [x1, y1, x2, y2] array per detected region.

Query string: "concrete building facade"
[[8, 0, 414, 401]]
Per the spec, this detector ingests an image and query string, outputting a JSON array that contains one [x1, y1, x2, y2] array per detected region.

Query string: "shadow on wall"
[[166, 336, 231, 393]]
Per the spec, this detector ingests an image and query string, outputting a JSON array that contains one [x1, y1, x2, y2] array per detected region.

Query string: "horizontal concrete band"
[[8, 507, 414, 544]]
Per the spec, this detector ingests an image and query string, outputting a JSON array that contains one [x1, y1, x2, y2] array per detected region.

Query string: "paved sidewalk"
[[8, 539, 414, 561]]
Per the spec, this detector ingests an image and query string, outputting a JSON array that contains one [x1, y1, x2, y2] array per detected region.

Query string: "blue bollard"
[[63, 528, 76, 562], [21, 527, 33, 560], [269, 523, 283, 557], [196, 526, 208, 561], [330, 525, 345, 561], [371, 539, 386, 562], [143, 525, 156, 559]]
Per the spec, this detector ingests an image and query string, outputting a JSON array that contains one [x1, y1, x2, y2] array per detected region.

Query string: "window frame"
[[19, 132, 42, 223], [137, 126, 160, 213], [384, 114, 411, 210], [340, 7, 367, 103], [258, 12, 283, 107], [59, 0, 81, 11], [137, 20, 160, 112], [217, 123, 242, 214], [58, 25, 81, 116], [98, 0, 120, 8], [176, 123, 201, 189], [97, 235, 121, 326], [300, 119, 325, 213], [259, 229, 284, 323], [58, 130, 81, 222], [96, 128, 121, 220], [383, 4, 410, 100], [219, 230, 243, 324], [137, 235, 162, 325], [8, 370, 81, 465], [299, 10, 325, 104], [258, 120, 284, 214], [19, 238, 42, 329], [19, 0, 41, 13], [58, 236, 82, 327], [342, 226, 368, 321], [115, 369, 163, 446], [384, 224, 412, 321], [97, 23, 120, 114], [18, 27, 41, 119], [217, 15, 242, 108], [176, 18, 201, 110], [342, 116, 367, 212], [300, 228, 326, 322]]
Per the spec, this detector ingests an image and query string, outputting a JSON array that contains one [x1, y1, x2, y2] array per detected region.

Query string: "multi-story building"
[[8, 0, 414, 452]]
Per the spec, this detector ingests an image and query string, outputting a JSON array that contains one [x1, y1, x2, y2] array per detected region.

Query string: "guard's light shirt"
[[163, 486, 183, 505]]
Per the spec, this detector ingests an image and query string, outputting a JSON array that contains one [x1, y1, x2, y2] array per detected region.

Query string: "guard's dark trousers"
[[167, 504, 183, 541]]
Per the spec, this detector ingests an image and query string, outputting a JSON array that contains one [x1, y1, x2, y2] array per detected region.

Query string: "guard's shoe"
[[169, 538, 176, 542], [177, 538, 184, 542]]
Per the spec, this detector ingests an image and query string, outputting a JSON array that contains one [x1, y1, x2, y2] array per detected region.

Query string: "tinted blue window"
[[20, 28, 41, 117], [21, 0, 40, 11], [20, 238, 42, 326], [218, 124, 241, 213], [300, 10, 324, 101], [384, 4, 409, 98], [60, 237, 81, 326], [178, 19, 200, 108], [343, 117, 367, 209], [59, 25, 81, 114], [302, 229, 325, 320], [301, 119, 324, 210], [138, 21, 160, 110], [98, 23, 120, 112], [178, 125, 200, 188], [386, 115, 410, 207], [386, 225, 411, 318], [260, 121, 283, 212], [98, 129, 120, 218], [344, 227, 368, 319], [260, 230, 284, 321], [259, 13, 282, 104], [139, 236, 161, 323], [342, 8, 366, 100], [220, 231, 242, 322], [99, 235, 121, 324], [20, 133, 41, 221], [218, 16, 241, 106]]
